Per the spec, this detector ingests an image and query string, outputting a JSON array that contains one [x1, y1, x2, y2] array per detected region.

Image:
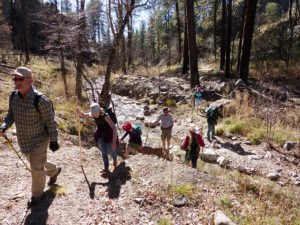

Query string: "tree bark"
[[127, 14, 133, 68], [220, 0, 226, 70], [20, 0, 29, 65], [239, 0, 258, 82], [175, 0, 182, 63], [287, 0, 294, 66], [213, 0, 217, 61], [225, 0, 232, 78], [75, 0, 86, 101], [236, 0, 246, 71], [182, 14, 189, 74], [185, 0, 199, 88], [60, 49, 68, 97], [100, 0, 136, 107]]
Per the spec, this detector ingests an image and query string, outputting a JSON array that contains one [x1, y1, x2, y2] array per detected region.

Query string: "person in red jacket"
[[181, 126, 205, 168]]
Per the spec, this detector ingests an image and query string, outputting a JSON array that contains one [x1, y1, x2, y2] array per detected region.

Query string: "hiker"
[[76, 103, 118, 173], [152, 107, 174, 154], [193, 85, 203, 113], [206, 104, 223, 141], [120, 122, 142, 159], [182, 126, 205, 168], [0, 67, 61, 208]]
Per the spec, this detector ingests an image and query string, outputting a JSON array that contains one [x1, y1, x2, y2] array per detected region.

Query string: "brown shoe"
[[113, 160, 117, 168], [48, 167, 61, 186]]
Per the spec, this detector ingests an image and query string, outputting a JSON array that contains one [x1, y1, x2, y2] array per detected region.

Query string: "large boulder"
[[214, 210, 236, 225], [199, 148, 219, 163]]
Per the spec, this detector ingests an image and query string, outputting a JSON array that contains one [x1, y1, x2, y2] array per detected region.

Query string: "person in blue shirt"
[[193, 85, 203, 114], [121, 122, 142, 159]]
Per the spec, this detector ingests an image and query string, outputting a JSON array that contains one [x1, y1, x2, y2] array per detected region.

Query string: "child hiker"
[[181, 125, 205, 168], [121, 122, 142, 159], [76, 103, 118, 173]]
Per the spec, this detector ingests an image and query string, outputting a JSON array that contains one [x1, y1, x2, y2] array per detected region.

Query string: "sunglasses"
[[13, 77, 25, 82]]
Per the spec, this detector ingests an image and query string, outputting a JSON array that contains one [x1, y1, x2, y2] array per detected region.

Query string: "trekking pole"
[[77, 114, 82, 162], [201, 127, 205, 165], [2, 134, 31, 172]]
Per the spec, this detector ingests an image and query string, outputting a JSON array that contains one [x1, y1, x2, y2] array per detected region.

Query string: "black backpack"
[[10, 90, 55, 115], [189, 135, 199, 156], [102, 106, 117, 124]]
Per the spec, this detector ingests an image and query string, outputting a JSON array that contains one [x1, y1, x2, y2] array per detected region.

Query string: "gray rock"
[[144, 105, 150, 111], [171, 197, 187, 207], [249, 155, 264, 160], [267, 173, 280, 181], [90, 147, 99, 152], [144, 110, 151, 116], [70, 135, 79, 146], [293, 180, 300, 186], [289, 171, 298, 178], [214, 210, 236, 225], [136, 116, 145, 120], [284, 141, 295, 151], [199, 148, 219, 163], [217, 156, 228, 167], [276, 168, 283, 173], [265, 151, 274, 159], [235, 79, 246, 87]]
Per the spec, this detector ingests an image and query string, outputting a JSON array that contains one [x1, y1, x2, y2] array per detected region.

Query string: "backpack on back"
[[10, 90, 55, 115], [133, 125, 142, 135], [102, 106, 117, 124], [189, 134, 199, 156]]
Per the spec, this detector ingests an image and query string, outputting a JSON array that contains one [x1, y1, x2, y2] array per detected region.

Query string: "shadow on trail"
[[81, 162, 131, 199], [24, 187, 57, 225], [220, 141, 254, 155]]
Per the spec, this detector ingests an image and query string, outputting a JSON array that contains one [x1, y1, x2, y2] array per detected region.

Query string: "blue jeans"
[[207, 122, 215, 140], [185, 152, 198, 168], [97, 137, 117, 170]]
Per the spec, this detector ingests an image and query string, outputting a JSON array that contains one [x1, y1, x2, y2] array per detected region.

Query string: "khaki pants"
[[26, 140, 59, 198]]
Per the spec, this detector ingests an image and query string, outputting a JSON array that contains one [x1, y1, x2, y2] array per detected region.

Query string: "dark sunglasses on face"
[[13, 77, 25, 82]]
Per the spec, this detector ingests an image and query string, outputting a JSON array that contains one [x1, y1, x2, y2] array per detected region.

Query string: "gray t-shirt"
[[156, 114, 174, 129]]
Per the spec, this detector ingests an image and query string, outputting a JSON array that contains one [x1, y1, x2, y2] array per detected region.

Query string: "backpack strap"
[[34, 93, 43, 114]]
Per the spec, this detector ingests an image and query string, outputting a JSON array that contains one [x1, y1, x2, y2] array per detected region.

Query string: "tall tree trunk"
[[225, 0, 232, 78], [185, 0, 199, 88], [118, 0, 127, 74], [236, 0, 246, 71], [60, 49, 68, 97], [75, 0, 86, 101], [239, 0, 258, 83], [21, 0, 29, 65], [182, 15, 189, 74], [175, 0, 182, 63], [213, 0, 217, 61], [100, 0, 136, 107], [287, 0, 294, 66], [127, 14, 133, 68], [220, 0, 226, 70]]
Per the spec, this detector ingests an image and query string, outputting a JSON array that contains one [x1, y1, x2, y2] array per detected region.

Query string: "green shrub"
[[173, 184, 195, 198], [218, 194, 233, 209], [215, 128, 224, 136], [248, 128, 266, 145], [157, 218, 172, 225], [224, 118, 232, 125], [229, 121, 246, 135], [166, 99, 176, 107]]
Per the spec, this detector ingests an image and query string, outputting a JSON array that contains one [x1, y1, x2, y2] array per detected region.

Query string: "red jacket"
[[182, 131, 205, 150]]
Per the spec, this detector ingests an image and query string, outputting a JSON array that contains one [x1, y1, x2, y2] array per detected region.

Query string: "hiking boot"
[[48, 167, 61, 186], [101, 168, 109, 173], [113, 160, 118, 168], [27, 196, 42, 209]]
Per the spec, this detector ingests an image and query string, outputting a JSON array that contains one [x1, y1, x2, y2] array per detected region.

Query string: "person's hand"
[[112, 143, 117, 150], [76, 108, 82, 117], [49, 141, 59, 152]]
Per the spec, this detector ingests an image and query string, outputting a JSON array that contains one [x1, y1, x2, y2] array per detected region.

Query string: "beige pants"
[[26, 140, 59, 198]]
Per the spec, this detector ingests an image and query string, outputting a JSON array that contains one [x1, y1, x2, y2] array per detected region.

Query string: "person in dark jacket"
[[77, 103, 117, 173], [182, 126, 205, 168], [121, 122, 142, 158], [206, 104, 223, 141]]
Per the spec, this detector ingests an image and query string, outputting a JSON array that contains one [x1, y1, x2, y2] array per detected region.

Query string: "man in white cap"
[[0, 67, 61, 208], [181, 125, 205, 168]]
